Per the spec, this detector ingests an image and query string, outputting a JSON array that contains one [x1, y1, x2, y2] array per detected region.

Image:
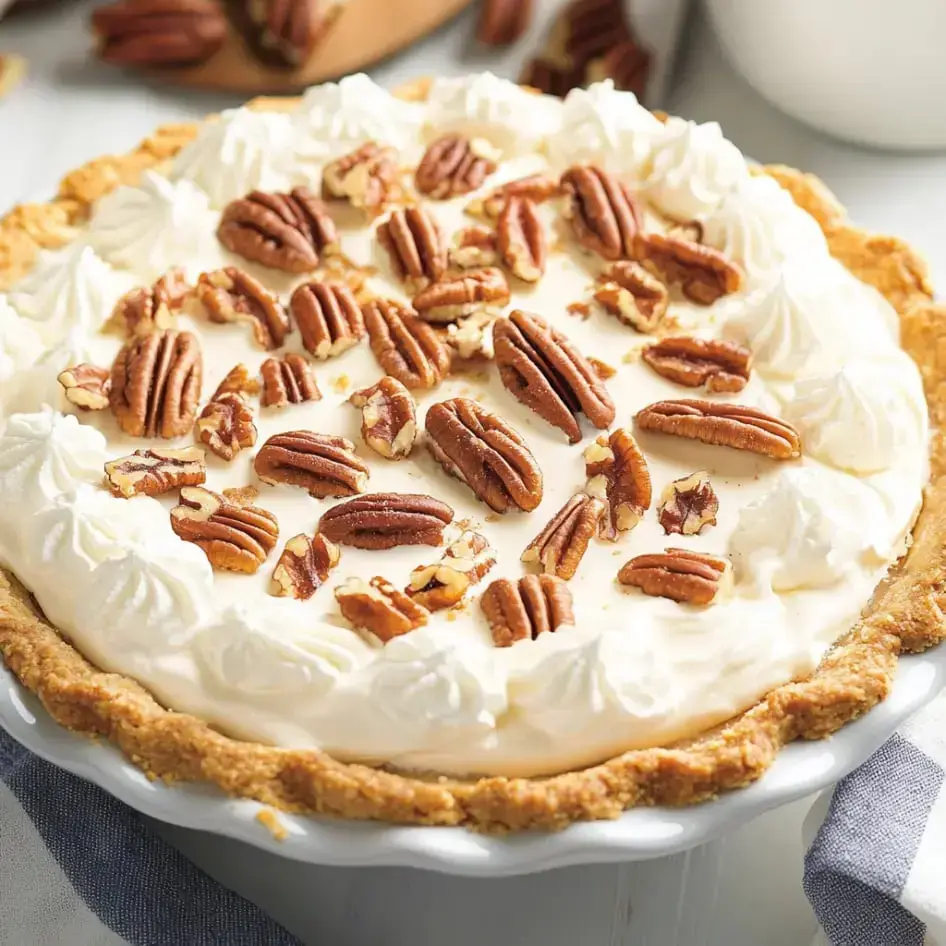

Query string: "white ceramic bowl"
[[2, 644, 945, 875], [705, 0, 946, 150]]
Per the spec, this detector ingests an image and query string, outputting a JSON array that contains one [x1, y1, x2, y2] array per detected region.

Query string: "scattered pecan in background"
[[425, 397, 543, 513], [260, 353, 321, 407], [212, 362, 261, 399], [636, 399, 802, 460], [561, 165, 642, 260], [290, 279, 365, 360], [594, 261, 669, 333], [467, 173, 561, 220], [407, 530, 496, 611], [349, 376, 417, 460], [196, 268, 289, 350], [320, 493, 453, 550], [218, 188, 339, 273], [477, 0, 534, 46], [376, 206, 446, 292], [114, 267, 190, 337], [497, 196, 546, 283], [270, 532, 340, 600], [586, 38, 651, 99], [58, 364, 111, 411], [493, 309, 615, 443], [322, 142, 399, 216], [481, 574, 574, 647], [247, 0, 329, 66], [363, 297, 450, 390], [522, 493, 605, 580], [519, 57, 584, 98], [335, 576, 429, 643], [171, 485, 279, 573], [658, 471, 719, 536], [255, 430, 369, 498], [412, 268, 510, 323], [450, 226, 500, 269], [0, 54, 26, 100], [642, 336, 751, 393], [91, 0, 227, 68], [105, 446, 206, 498], [618, 548, 732, 605], [555, 0, 631, 67], [636, 233, 743, 304], [415, 134, 499, 200], [195, 391, 258, 461], [109, 329, 202, 438], [584, 427, 652, 537]]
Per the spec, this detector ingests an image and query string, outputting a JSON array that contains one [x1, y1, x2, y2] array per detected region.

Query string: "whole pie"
[[1, 74, 944, 832]]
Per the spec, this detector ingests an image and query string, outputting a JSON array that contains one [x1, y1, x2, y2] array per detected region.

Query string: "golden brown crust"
[[0, 102, 944, 832]]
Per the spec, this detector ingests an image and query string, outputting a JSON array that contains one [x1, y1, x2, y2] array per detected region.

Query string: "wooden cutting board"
[[161, 0, 477, 93]]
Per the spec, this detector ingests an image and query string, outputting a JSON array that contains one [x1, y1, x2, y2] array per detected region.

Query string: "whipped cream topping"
[[0, 294, 42, 385], [0, 76, 929, 777]]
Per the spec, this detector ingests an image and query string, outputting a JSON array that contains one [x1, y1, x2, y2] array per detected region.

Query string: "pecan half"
[[105, 446, 205, 498], [349, 376, 417, 460], [658, 471, 718, 536], [217, 188, 339, 273], [636, 399, 802, 460], [212, 363, 261, 399], [254, 431, 369, 498], [415, 134, 498, 200], [493, 309, 615, 443], [114, 268, 190, 337], [636, 233, 743, 305], [406, 530, 496, 611], [270, 533, 340, 600], [290, 280, 365, 360], [584, 428, 652, 537], [195, 392, 258, 461], [109, 329, 202, 439], [322, 142, 399, 216], [376, 206, 446, 292], [522, 493, 605, 580], [594, 261, 669, 333], [260, 353, 321, 407], [477, 0, 534, 45], [642, 336, 751, 393], [335, 577, 429, 643], [92, 0, 227, 67], [363, 297, 450, 390], [412, 268, 510, 323], [480, 575, 574, 648], [467, 174, 561, 220], [247, 0, 328, 66], [586, 39, 651, 100], [425, 397, 543, 513], [618, 548, 732, 605], [196, 268, 289, 350], [319, 493, 453, 550], [450, 226, 500, 269], [560, 165, 642, 260], [58, 363, 111, 411], [171, 486, 279, 574], [497, 196, 546, 283]]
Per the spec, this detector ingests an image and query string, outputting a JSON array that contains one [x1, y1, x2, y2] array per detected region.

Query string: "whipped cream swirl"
[[0, 295, 42, 385]]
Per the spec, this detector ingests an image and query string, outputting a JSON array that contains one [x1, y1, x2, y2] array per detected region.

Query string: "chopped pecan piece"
[[522, 493, 605, 580], [467, 174, 561, 220], [114, 268, 190, 337], [477, 0, 534, 45], [105, 446, 205, 498], [636, 233, 743, 305], [586, 39, 651, 99], [444, 310, 497, 361], [412, 268, 510, 323], [248, 0, 329, 66], [497, 196, 546, 283], [270, 533, 340, 599], [415, 134, 498, 200], [618, 548, 732, 605], [363, 297, 450, 390], [290, 280, 365, 360], [642, 336, 751, 393], [109, 329, 202, 438], [493, 309, 615, 443], [322, 142, 399, 216], [217, 188, 339, 273], [335, 577, 429, 643], [349, 376, 417, 460], [658, 471, 718, 536], [376, 206, 446, 292], [171, 485, 278, 573], [584, 428, 652, 537], [450, 226, 500, 269], [594, 261, 669, 333], [195, 392, 257, 461], [58, 363, 111, 411], [320, 493, 453, 550], [636, 399, 802, 460], [196, 268, 289, 350], [480, 575, 574, 648], [425, 397, 543, 513], [406, 530, 496, 610], [212, 363, 261, 399], [561, 165, 642, 260], [588, 356, 616, 380], [255, 430, 369, 498], [260, 353, 321, 407]]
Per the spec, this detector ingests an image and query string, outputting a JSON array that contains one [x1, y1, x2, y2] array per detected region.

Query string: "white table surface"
[[2, 1, 943, 943]]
